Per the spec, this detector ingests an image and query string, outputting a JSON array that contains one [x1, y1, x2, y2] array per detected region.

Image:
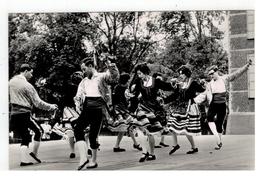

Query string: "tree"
[[87, 12, 165, 73], [9, 13, 97, 106], [149, 11, 228, 78]]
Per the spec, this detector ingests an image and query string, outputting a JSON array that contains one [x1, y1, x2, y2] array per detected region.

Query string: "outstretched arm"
[[226, 59, 252, 82], [156, 78, 176, 91], [27, 84, 57, 111]]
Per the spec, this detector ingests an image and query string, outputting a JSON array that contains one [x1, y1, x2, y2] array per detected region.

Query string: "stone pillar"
[[226, 10, 255, 134]]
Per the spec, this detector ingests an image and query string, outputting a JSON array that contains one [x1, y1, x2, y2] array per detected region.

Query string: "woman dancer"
[[132, 63, 175, 162], [61, 71, 84, 158], [165, 65, 205, 155], [107, 73, 142, 152]]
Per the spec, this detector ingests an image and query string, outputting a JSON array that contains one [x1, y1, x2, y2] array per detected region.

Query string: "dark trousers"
[[10, 112, 43, 146], [74, 98, 104, 149], [207, 102, 226, 133]]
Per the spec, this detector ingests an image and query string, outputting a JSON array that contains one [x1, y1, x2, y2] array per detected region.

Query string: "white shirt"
[[82, 72, 103, 97], [9, 74, 55, 111], [143, 76, 153, 87], [74, 67, 118, 113], [76, 70, 108, 99], [209, 75, 227, 94]]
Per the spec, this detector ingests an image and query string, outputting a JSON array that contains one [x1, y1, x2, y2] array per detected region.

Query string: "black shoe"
[[86, 163, 98, 169], [69, 153, 76, 158], [77, 159, 89, 170], [159, 142, 169, 147], [87, 149, 92, 156], [186, 148, 198, 154], [215, 142, 223, 150], [154, 145, 162, 148], [139, 152, 149, 162], [146, 154, 156, 161], [169, 144, 180, 155], [29, 152, 41, 163], [20, 162, 33, 166], [113, 147, 126, 152], [133, 144, 142, 151]]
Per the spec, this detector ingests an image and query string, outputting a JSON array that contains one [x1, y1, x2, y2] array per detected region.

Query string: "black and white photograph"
[[0, 0, 258, 174]]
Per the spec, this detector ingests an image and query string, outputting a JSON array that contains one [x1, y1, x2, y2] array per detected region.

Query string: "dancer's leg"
[[75, 141, 88, 166], [115, 132, 124, 148], [148, 134, 155, 155], [208, 122, 221, 144], [186, 135, 195, 149]]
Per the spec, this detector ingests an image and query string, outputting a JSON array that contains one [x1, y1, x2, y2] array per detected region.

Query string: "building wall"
[[226, 10, 255, 134]]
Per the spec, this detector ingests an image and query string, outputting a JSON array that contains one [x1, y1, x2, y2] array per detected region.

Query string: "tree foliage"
[[87, 12, 163, 73], [148, 11, 228, 79], [9, 11, 228, 106], [9, 13, 97, 106]]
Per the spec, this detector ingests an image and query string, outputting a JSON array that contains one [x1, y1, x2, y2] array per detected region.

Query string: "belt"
[[11, 104, 31, 112]]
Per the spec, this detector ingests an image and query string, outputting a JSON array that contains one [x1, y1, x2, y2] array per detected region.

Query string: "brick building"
[[226, 10, 255, 134]]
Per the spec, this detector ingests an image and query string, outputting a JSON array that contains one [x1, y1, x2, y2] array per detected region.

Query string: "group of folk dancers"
[[9, 56, 252, 170]]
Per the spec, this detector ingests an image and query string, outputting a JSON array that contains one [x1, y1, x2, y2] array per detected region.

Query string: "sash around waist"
[[84, 97, 106, 108], [10, 104, 32, 114], [212, 92, 226, 103]]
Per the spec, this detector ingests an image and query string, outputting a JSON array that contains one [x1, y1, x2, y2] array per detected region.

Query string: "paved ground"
[[9, 135, 254, 170]]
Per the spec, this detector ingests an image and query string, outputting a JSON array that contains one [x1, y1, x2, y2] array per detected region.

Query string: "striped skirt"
[[134, 103, 164, 133], [166, 114, 201, 136], [106, 117, 151, 133], [106, 105, 151, 133]]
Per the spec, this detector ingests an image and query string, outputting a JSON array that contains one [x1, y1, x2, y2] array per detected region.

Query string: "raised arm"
[[226, 59, 252, 82], [103, 63, 120, 84]]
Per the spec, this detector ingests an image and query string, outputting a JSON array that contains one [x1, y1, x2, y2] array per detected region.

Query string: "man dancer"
[[74, 57, 119, 170], [206, 59, 252, 150], [9, 64, 58, 166]]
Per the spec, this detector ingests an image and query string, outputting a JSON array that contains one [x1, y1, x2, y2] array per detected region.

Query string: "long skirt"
[[133, 103, 165, 134], [166, 114, 201, 136], [106, 105, 151, 133]]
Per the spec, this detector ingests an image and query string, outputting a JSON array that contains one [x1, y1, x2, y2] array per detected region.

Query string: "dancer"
[[165, 65, 205, 155], [74, 57, 119, 170], [205, 60, 252, 150], [62, 71, 84, 158], [132, 63, 175, 162], [109, 73, 142, 152], [9, 64, 58, 166]]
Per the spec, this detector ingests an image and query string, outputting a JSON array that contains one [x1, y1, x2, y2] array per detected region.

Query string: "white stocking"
[[32, 141, 40, 156], [137, 129, 148, 154], [208, 122, 221, 144], [20, 145, 30, 163], [171, 132, 178, 146], [76, 141, 88, 166]]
